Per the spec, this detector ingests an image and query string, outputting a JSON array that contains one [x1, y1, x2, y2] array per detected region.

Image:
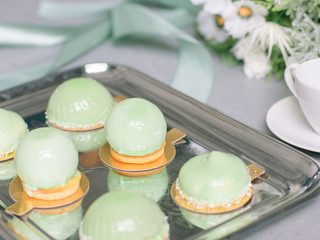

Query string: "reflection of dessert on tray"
[[9, 202, 83, 240], [65, 128, 106, 169], [107, 168, 169, 202], [79, 190, 170, 240], [100, 98, 186, 177], [5, 127, 89, 216], [0, 108, 28, 180]]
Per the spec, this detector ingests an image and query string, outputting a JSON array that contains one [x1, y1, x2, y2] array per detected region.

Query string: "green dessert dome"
[[15, 127, 78, 189], [105, 98, 167, 156], [46, 77, 114, 129], [0, 108, 28, 157], [80, 190, 169, 240], [177, 151, 251, 208]]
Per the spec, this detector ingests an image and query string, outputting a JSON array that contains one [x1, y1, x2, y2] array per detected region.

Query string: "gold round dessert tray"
[[5, 172, 89, 217], [99, 128, 186, 177]]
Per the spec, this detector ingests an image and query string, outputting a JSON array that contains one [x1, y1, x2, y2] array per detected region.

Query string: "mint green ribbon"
[[0, 1, 213, 103]]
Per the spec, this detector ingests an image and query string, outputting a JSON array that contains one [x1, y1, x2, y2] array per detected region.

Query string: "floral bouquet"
[[191, 0, 320, 80]]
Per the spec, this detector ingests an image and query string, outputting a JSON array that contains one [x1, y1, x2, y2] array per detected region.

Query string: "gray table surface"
[[1, 0, 320, 239]]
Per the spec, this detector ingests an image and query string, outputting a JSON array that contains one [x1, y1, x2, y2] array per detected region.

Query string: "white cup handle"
[[284, 63, 299, 98]]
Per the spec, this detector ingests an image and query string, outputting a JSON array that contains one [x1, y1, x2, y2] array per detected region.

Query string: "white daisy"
[[197, 10, 229, 42], [224, 0, 268, 39], [204, 0, 236, 19]]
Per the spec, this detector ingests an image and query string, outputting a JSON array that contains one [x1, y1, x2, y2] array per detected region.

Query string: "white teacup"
[[285, 58, 320, 135]]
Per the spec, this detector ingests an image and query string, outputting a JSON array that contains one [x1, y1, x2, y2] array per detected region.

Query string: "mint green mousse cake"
[[0, 108, 28, 158], [176, 151, 252, 209], [15, 127, 78, 190], [79, 190, 169, 240], [105, 98, 167, 156], [46, 77, 114, 130]]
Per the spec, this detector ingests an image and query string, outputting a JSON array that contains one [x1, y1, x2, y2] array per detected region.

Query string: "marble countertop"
[[1, 0, 320, 239]]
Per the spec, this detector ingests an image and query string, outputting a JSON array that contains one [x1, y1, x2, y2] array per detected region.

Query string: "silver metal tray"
[[0, 63, 319, 240]]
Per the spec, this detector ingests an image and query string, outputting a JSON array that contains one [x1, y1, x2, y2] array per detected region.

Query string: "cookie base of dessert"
[[110, 141, 166, 164], [100, 128, 186, 177], [22, 170, 81, 200], [171, 181, 253, 215], [48, 121, 104, 132], [5, 172, 89, 217]]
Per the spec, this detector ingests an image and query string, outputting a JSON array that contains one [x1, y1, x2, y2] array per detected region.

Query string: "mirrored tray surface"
[[0, 63, 319, 240]]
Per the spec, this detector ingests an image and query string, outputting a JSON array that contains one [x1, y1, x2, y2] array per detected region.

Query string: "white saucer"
[[266, 95, 320, 152]]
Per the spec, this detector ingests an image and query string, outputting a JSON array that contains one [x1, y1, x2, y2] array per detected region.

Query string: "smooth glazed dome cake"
[[15, 127, 80, 200], [105, 98, 167, 163], [46, 77, 114, 130], [175, 151, 252, 212], [79, 190, 169, 240], [0, 108, 28, 159]]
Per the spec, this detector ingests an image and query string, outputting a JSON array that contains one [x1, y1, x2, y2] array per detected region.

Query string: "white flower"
[[243, 52, 272, 79], [232, 36, 272, 79], [204, 0, 236, 19], [248, 22, 293, 62], [197, 10, 229, 42], [224, 0, 268, 39], [233, 22, 293, 63]]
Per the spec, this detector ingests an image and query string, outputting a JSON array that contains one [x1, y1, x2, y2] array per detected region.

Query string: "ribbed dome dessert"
[[105, 98, 167, 158], [80, 190, 169, 240], [15, 127, 80, 200], [46, 77, 114, 130], [176, 151, 252, 210], [0, 108, 28, 159]]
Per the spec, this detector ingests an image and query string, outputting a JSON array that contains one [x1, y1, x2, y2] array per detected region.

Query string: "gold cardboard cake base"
[[99, 128, 186, 177], [0, 151, 14, 162], [6, 173, 89, 217]]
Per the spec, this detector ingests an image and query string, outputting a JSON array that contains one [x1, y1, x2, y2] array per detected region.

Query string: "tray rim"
[[1, 62, 319, 240]]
